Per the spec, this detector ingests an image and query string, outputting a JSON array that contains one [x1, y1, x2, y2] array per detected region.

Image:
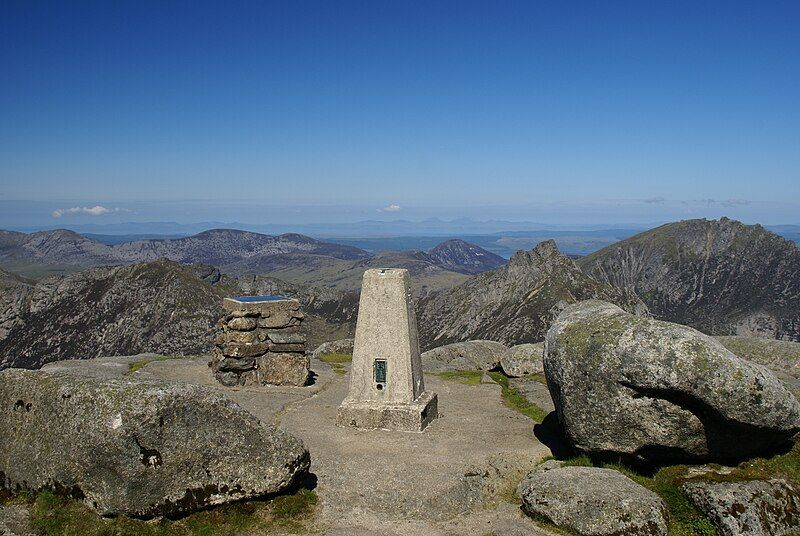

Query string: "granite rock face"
[[545, 300, 800, 464], [0, 260, 226, 371], [500, 343, 544, 377], [0, 505, 33, 536], [579, 217, 800, 342], [421, 340, 507, 372], [682, 479, 800, 536], [211, 297, 310, 387], [517, 466, 669, 536], [417, 240, 646, 350], [0, 363, 310, 517]]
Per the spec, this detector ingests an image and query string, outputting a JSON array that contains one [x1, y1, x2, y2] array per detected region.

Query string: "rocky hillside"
[[427, 239, 506, 274], [0, 228, 368, 270], [578, 217, 800, 342], [416, 240, 646, 350], [226, 249, 470, 294], [0, 260, 231, 370]]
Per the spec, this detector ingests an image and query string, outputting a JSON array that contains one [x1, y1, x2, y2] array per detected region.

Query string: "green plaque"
[[373, 359, 387, 384]]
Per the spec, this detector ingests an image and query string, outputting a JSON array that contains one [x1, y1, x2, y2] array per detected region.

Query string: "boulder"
[[682, 479, 800, 536], [517, 466, 668, 535], [0, 361, 310, 518], [501, 343, 544, 377], [544, 300, 800, 464], [421, 340, 507, 372], [312, 338, 354, 359]]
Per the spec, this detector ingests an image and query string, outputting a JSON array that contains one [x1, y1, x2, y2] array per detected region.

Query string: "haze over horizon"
[[2, 1, 799, 228]]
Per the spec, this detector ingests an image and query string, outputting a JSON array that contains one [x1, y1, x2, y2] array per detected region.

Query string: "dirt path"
[[141, 356, 553, 535]]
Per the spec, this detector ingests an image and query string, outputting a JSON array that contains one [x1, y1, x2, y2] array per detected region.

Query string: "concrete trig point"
[[336, 268, 438, 432]]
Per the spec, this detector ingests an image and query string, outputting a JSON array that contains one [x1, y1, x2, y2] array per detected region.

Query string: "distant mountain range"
[[579, 217, 800, 342], [0, 229, 506, 291]]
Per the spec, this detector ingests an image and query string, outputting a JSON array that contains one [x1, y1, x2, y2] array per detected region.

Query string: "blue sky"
[[1, 1, 799, 226]]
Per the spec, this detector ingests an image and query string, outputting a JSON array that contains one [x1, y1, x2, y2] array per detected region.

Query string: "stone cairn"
[[211, 296, 310, 387]]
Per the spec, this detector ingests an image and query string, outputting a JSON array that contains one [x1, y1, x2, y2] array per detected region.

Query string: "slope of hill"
[[0, 260, 230, 370], [578, 217, 800, 342], [416, 240, 646, 350], [427, 239, 506, 274], [225, 249, 469, 294]]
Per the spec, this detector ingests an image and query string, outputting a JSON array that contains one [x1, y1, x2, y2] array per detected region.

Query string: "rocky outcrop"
[[682, 479, 800, 536], [0, 359, 310, 517], [417, 240, 646, 350], [421, 340, 506, 372], [0, 260, 227, 370], [517, 465, 668, 535], [579, 217, 800, 342], [544, 300, 800, 464], [427, 239, 506, 275], [501, 343, 544, 377], [312, 338, 354, 359], [211, 297, 309, 387]]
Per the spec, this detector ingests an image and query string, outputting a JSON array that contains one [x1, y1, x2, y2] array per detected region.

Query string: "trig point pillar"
[[336, 268, 438, 432]]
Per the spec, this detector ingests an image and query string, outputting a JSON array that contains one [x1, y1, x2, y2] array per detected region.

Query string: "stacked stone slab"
[[211, 296, 310, 387]]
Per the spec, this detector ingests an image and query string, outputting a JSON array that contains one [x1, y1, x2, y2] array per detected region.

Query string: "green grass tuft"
[[430, 369, 484, 385], [487, 371, 548, 424], [317, 352, 352, 364], [22, 487, 319, 535], [129, 356, 173, 374]]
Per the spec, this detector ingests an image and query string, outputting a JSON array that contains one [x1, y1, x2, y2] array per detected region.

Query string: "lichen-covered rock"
[[421, 340, 507, 372], [312, 338, 354, 359], [0, 361, 310, 517], [682, 479, 800, 536], [517, 466, 668, 535], [544, 300, 800, 464], [501, 343, 544, 377]]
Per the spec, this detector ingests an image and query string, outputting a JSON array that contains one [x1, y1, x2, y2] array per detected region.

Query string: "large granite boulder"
[[501, 343, 544, 377], [544, 300, 800, 464], [421, 340, 507, 372], [682, 479, 800, 536], [0, 505, 32, 536], [0, 359, 310, 518], [517, 465, 668, 535]]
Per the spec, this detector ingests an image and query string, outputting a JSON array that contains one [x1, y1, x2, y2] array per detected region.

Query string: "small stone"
[[218, 342, 270, 358], [0, 505, 33, 536], [269, 342, 306, 353], [252, 353, 309, 386], [221, 330, 259, 344], [682, 478, 800, 536], [227, 317, 257, 331], [217, 356, 256, 372], [267, 332, 307, 345]]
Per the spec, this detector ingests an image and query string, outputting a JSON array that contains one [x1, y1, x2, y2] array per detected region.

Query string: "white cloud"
[[52, 205, 129, 218], [380, 203, 402, 212]]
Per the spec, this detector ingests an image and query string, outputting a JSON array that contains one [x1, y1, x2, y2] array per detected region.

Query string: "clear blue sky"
[[1, 1, 799, 225]]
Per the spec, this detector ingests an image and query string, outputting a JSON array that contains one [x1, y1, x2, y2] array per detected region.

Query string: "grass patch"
[[329, 363, 347, 376], [22, 488, 319, 536], [129, 356, 174, 374], [487, 371, 548, 424], [531, 373, 548, 385], [430, 369, 484, 385], [317, 352, 352, 364]]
